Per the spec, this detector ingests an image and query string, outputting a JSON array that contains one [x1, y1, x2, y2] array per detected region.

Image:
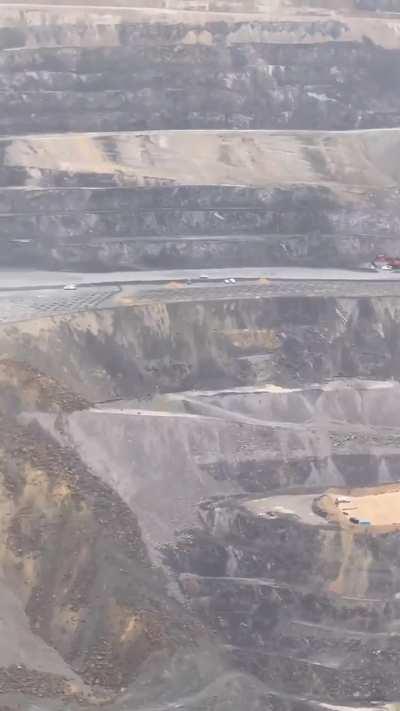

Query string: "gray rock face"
[[1, 293, 399, 398], [2, 185, 400, 270], [2, 129, 400, 269], [1, 0, 400, 270], [1, 183, 400, 269], [0, 33, 399, 134]]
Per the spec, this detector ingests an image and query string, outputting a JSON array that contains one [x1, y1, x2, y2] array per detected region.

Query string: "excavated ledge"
[[1, 294, 400, 399], [2, 130, 400, 269]]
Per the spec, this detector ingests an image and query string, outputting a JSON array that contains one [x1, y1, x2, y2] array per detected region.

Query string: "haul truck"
[[372, 255, 400, 271]]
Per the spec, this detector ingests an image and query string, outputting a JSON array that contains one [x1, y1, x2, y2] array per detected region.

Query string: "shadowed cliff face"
[[1, 295, 400, 399]]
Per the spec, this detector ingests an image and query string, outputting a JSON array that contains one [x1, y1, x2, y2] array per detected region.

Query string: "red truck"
[[372, 255, 400, 271]]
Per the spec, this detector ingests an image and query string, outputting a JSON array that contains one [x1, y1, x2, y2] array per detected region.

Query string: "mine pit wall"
[[5, 292, 400, 561], [162, 488, 400, 704], [4, 1, 400, 706], [0, 16, 400, 135], [0, 295, 399, 400], [165, 505, 400, 702], [4, 302, 400, 702], [193, 502, 400, 598], [1, 3, 400, 270], [1, 185, 400, 271], [28, 396, 400, 561], [31, 409, 399, 553]]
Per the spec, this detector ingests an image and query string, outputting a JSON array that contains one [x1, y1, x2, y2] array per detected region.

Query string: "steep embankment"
[[2, 129, 400, 270], [1, 0, 400, 269], [0, 293, 399, 398], [0, 359, 218, 709], [1, 293, 400, 708]]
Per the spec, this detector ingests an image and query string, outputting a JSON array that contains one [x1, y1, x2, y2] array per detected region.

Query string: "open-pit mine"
[[2, 0, 400, 709]]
